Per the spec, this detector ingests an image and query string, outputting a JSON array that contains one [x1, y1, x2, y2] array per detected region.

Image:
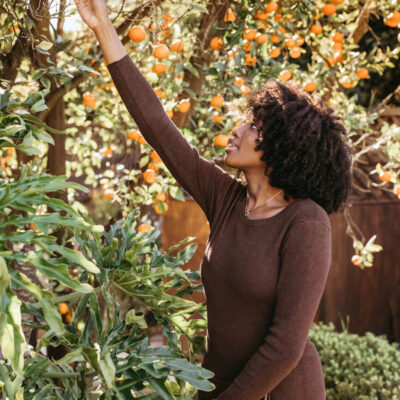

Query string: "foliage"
[[0, 96, 214, 399], [309, 321, 400, 400]]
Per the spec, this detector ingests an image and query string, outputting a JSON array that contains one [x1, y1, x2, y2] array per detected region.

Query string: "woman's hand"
[[73, 0, 110, 31]]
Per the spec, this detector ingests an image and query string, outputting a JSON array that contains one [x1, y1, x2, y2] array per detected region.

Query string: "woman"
[[74, 1, 352, 399]]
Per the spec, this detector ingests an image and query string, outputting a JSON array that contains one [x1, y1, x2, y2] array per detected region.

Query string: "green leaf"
[[43, 242, 100, 274], [25, 252, 93, 293], [146, 377, 174, 400], [99, 351, 116, 389], [31, 125, 55, 145], [0, 256, 10, 297]]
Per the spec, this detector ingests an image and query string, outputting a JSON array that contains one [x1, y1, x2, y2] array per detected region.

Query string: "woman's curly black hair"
[[239, 80, 353, 215]]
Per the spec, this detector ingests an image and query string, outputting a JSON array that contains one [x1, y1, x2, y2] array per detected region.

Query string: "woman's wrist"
[[92, 19, 127, 65]]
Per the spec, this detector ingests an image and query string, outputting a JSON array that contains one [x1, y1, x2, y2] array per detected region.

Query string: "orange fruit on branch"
[[151, 150, 162, 163], [59, 303, 69, 315], [138, 223, 152, 232], [129, 26, 146, 42], [143, 168, 157, 183], [153, 44, 170, 59], [210, 36, 224, 50], [224, 7, 237, 22], [152, 63, 166, 74], [214, 134, 229, 147], [178, 99, 191, 113], [322, 3, 336, 16], [210, 95, 224, 108], [356, 67, 369, 79], [171, 39, 184, 52], [104, 189, 114, 199]]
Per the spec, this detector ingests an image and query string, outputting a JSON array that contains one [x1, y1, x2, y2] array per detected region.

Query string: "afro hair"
[[237, 79, 353, 215]]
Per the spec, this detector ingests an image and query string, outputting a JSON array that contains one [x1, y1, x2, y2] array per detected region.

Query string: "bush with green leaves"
[[0, 92, 215, 399], [309, 321, 400, 400]]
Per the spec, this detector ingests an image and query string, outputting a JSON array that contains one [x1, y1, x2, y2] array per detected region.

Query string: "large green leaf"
[[25, 252, 93, 293]]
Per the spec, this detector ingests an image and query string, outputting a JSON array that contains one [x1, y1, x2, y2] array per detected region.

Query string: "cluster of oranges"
[[58, 302, 73, 324]]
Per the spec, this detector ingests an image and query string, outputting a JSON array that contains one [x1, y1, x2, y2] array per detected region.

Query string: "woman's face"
[[224, 120, 267, 170]]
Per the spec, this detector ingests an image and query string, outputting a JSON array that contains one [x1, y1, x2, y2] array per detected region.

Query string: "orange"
[[241, 85, 251, 95], [385, 12, 400, 28], [210, 36, 224, 50], [269, 46, 280, 58], [151, 150, 162, 163], [138, 223, 152, 232], [178, 99, 190, 113], [265, 2, 279, 13], [171, 39, 184, 52], [103, 147, 113, 157], [224, 7, 236, 22], [210, 95, 224, 108], [155, 88, 167, 98], [104, 189, 114, 199], [341, 80, 354, 89], [279, 70, 292, 81], [65, 313, 73, 324], [331, 32, 344, 42], [322, 4, 336, 16], [166, 109, 174, 119], [356, 68, 369, 79], [314, 12, 321, 20], [293, 34, 305, 46], [254, 10, 268, 21], [163, 14, 175, 23], [128, 129, 140, 141], [243, 41, 252, 52], [270, 34, 281, 43], [379, 171, 391, 182], [214, 134, 229, 147], [148, 161, 159, 171], [284, 38, 296, 48], [332, 0, 344, 3], [152, 63, 166, 74], [245, 54, 257, 66], [129, 26, 146, 42], [351, 255, 362, 267], [83, 92, 96, 109], [155, 193, 167, 202], [304, 81, 316, 92], [332, 41, 342, 51], [153, 44, 169, 59], [7, 147, 14, 155], [243, 27, 257, 40], [137, 134, 147, 145], [154, 201, 169, 214], [279, 26, 286, 35], [310, 24, 322, 34], [143, 168, 157, 183], [233, 77, 244, 87], [255, 33, 268, 44], [59, 303, 69, 315], [213, 113, 224, 123]]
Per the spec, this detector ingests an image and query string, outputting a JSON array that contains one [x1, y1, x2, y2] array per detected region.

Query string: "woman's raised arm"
[[73, 0, 238, 226]]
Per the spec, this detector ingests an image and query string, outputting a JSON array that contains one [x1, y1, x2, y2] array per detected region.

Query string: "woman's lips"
[[225, 145, 239, 152]]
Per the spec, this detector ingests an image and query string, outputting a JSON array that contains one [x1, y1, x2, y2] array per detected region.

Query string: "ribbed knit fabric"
[[107, 54, 331, 400]]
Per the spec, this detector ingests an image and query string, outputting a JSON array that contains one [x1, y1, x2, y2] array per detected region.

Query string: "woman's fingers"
[[73, 0, 110, 30]]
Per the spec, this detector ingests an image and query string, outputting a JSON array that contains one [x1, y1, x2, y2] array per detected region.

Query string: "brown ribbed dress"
[[107, 54, 332, 400]]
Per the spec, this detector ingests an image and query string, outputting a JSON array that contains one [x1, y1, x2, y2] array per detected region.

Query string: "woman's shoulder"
[[289, 197, 331, 230]]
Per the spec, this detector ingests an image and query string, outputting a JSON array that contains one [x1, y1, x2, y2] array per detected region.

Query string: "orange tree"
[[2, 0, 400, 269]]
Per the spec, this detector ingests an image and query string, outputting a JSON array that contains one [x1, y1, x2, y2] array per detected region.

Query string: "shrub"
[[309, 321, 400, 400]]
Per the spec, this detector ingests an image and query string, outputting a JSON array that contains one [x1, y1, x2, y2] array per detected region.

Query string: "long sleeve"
[[106, 54, 236, 225], [215, 219, 332, 400]]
